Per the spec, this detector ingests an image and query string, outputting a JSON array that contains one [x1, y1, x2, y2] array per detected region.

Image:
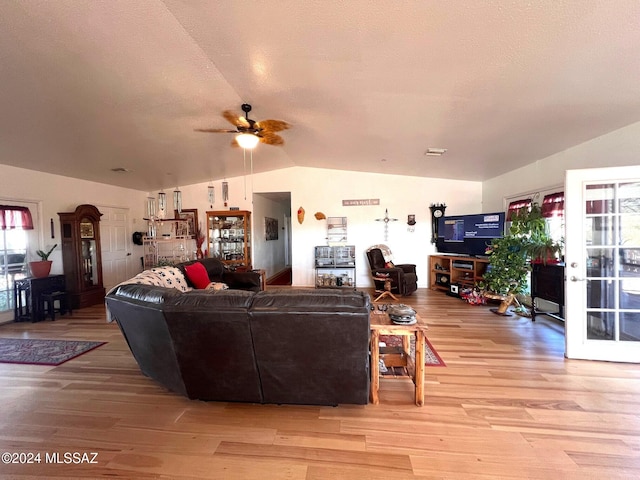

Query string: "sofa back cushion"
[[163, 289, 262, 402], [249, 289, 371, 405]]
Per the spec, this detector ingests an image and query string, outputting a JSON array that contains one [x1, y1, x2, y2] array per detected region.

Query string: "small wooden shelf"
[[429, 254, 489, 292]]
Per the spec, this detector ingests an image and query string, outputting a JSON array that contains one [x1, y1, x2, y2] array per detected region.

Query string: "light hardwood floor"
[[0, 288, 639, 479]]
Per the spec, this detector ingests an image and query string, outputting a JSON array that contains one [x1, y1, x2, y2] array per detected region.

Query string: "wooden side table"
[[252, 269, 266, 290], [14, 275, 66, 322], [369, 311, 428, 406]]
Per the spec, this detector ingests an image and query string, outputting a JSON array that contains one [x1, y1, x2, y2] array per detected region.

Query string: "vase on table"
[[29, 260, 52, 278]]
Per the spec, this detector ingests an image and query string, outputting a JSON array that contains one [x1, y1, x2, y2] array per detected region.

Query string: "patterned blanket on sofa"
[[105, 266, 192, 321]]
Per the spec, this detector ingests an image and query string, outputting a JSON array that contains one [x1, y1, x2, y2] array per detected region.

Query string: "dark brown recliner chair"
[[366, 246, 418, 296]]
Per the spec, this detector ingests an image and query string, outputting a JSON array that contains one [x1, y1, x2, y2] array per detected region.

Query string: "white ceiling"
[[1, 1, 639, 192]]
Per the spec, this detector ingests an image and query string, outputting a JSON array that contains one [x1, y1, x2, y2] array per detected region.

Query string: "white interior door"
[[99, 206, 131, 292], [565, 166, 640, 363]]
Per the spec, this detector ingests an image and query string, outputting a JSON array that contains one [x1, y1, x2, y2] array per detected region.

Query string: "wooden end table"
[[252, 269, 267, 291], [369, 310, 428, 406]]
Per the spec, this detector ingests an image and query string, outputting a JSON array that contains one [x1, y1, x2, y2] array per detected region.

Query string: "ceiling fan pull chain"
[[250, 149, 254, 199], [243, 148, 247, 200]]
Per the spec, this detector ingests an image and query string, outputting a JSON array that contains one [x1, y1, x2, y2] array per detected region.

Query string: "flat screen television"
[[436, 212, 505, 257]]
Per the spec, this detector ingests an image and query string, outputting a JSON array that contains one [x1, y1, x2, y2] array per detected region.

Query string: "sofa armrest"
[[224, 271, 263, 291], [396, 263, 417, 274]]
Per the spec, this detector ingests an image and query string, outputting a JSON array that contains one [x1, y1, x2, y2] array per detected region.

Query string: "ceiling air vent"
[[425, 148, 447, 156]]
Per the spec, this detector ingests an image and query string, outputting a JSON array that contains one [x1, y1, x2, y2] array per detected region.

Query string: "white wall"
[[483, 121, 640, 210], [151, 167, 483, 288], [260, 167, 482, 288]]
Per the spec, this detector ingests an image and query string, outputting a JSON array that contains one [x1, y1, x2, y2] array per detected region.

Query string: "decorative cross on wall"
[[375, 208, 398, 241]]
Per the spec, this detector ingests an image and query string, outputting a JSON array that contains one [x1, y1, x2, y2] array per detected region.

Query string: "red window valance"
[[541, 192, 564, 218], [0, 205, 34, 230], [506, 198, 532, 221]]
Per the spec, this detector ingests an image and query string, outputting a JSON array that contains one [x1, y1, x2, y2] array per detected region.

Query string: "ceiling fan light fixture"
[[236, 133, 260, 149]]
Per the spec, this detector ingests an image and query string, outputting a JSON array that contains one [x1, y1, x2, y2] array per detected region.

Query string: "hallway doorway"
[[252, 192, 292, 285], [266, 267, 292, 286]]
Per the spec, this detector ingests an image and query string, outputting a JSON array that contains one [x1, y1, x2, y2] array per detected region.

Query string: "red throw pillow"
[[184, 262, 210, 289]]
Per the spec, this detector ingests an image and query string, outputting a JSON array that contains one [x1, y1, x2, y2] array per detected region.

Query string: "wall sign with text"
[[342, 199, 380, 206]]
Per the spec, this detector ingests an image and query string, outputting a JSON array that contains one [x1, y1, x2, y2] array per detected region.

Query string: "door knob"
[[570, 276, 585, 282]]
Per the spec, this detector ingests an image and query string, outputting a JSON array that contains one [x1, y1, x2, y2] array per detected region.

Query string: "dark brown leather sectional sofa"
[[106, 284, 371, 406]]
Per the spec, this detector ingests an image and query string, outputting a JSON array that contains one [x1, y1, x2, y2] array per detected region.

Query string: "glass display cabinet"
[[206, 210, 252, 269], [58, 204, 105, 308]]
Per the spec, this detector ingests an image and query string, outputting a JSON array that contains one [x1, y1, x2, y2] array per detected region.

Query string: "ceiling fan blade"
[[194, 128, 238, 133], [260, 132, 285, 146], [256, 119, 290, 132], [222, 110, 242, 126], [223, 109, 252, 128], [231, 138, 240, 148]]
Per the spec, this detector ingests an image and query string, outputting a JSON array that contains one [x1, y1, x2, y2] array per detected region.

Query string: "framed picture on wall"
[[265, 217, 278, 241], [175, 209, 198, 238]]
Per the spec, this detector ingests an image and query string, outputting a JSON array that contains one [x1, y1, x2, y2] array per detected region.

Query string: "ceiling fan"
[[195, 104, 290, 148]]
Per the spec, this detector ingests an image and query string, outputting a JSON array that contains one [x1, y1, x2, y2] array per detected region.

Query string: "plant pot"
[[484, 292, 515, 316], [532, 256, 560, 265], [29, 260, 52, 278], [495, 294, 514, 314]]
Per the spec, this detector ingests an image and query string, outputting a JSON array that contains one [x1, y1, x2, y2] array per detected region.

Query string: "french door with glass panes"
[[565, 166, 640, 362]]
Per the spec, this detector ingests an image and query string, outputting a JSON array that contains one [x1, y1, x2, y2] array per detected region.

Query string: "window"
[[0, 202, 37, 320], [505, 189, 565, 246], [541, 191, 564, 250], [0, 228, 28, 312], [506, 198, 532, 221]]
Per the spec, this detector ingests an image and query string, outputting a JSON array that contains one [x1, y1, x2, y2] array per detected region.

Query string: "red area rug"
[[0, 338, 105, 366], [380, 335, 446, 367]]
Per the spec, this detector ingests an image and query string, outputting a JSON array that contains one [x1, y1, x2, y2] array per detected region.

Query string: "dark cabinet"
[[58, 204, 105, 308], [531, 263, 565, 321]]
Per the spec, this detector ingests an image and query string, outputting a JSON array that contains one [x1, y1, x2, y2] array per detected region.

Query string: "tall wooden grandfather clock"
[[58, 204, 105, 308]]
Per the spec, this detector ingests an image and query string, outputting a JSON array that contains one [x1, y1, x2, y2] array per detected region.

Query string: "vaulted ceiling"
[[1, 1, 639, 192]]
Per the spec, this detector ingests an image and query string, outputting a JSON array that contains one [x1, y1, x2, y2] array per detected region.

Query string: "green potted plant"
[[527, 237, 564, 265], [29, 243, 57, 278], [479, 235, 530, 315], [480, 202, 543, 315]]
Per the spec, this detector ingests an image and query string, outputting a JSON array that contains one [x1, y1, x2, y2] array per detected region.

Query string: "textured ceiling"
[[1, 0, 639, 192]]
